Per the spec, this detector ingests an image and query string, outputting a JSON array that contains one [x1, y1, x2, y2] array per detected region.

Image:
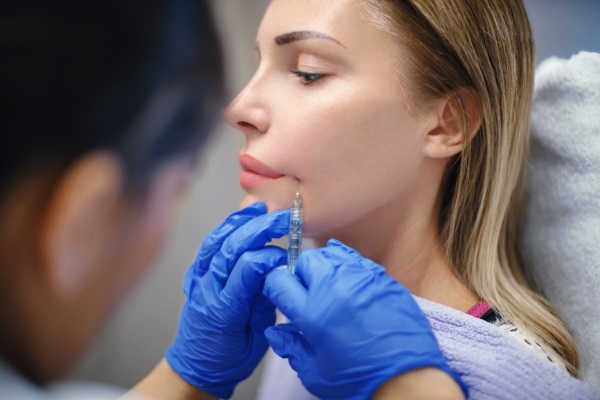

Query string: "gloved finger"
[[208, 210, 290, 289], [194, 203, 267, 277], [293, 248, 341, 288], [248, 293, 277, 337], [263, 267, 307, 322], [183, 204, 266, 296], [328, 239, 413, 298], [222, 246, 287, 308], [264, 325, 311, 362], [326, 238, 386, 273]]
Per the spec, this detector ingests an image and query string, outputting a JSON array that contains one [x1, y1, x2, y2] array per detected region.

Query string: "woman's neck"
[[313, 198, 478, 313]]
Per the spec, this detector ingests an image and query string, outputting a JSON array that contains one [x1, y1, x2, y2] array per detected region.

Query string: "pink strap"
[[466, 300, 492, 318]]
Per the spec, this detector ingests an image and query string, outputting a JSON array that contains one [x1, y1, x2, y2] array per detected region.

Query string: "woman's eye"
[[290, 70, 325, 86]]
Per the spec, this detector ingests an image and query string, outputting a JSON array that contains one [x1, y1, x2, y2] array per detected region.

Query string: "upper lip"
[[239, 153, 284, 178]]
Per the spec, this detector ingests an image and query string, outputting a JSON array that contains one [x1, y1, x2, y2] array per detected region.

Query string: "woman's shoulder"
[[468, 301, 568, 373]]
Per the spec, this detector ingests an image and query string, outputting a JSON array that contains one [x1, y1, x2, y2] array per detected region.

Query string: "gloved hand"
[[165, 203, 289, 399], [263, 239, 468, 400]]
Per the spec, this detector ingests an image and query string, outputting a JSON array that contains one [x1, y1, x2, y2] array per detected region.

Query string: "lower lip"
[[239, 170, 283, 190]]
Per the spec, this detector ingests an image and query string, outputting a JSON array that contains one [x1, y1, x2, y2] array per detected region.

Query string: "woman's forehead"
[[258, 0, 395, 53]]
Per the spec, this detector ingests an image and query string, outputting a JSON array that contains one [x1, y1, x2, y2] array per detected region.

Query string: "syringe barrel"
[[287, 193, 303, 275]]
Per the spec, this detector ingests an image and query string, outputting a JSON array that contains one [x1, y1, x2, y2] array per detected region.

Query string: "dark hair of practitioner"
[[1, 0, 224, 193], [0, 0, 224, 384]]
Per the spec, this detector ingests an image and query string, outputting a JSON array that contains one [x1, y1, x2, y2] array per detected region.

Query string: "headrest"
[[522, 51, 600, 388]]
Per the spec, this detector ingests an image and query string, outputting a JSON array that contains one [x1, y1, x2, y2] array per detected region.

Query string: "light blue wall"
[[525, 0, 600, 63]]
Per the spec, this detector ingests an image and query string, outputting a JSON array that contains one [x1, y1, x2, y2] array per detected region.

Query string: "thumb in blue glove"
[[165, 203, 290, 399], [263, 239, 468, 400]]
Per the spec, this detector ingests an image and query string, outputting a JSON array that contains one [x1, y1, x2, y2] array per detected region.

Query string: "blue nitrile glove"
[[165, 203, 289, 399], [263, 239, 468, 400]]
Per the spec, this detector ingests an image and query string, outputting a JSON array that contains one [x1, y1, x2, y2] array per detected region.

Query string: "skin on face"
[[46, 159, 195, 379], [0, 155, 194, 382], [226, 0, 479, 310], [226, 0, 439, 243]]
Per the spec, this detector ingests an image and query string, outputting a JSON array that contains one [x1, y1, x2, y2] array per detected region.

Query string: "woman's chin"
[[239, 194, 260, 210], [239, 190, 296, 212]]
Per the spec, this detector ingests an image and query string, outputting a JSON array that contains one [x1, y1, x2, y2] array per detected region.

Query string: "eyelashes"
[[289, 70, 325, 86]]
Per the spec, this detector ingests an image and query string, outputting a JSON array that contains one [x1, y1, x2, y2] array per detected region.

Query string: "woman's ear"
[[39, 152, 124, 300], [423, 88, 482, 159]]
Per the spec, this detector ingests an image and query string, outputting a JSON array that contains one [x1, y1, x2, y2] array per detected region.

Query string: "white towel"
[[521, 51, 600, 390]]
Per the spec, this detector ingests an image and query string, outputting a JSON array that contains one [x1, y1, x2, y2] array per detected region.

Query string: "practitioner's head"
[[227, 0, 578, 375], [0, 0, 223, 383]]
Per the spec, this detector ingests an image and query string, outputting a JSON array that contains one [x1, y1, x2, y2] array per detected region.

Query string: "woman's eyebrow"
[[274, 30, 347, 49]]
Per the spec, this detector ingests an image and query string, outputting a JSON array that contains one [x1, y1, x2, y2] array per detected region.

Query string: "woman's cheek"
[[299, 186, 349, 239]]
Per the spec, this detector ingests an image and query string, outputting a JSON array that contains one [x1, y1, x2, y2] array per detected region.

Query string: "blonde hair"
[[362, 0, 579, 376]]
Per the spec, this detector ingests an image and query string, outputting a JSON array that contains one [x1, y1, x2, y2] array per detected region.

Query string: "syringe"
[[283, 192, 302, 324], [288, 192, 303, 275]]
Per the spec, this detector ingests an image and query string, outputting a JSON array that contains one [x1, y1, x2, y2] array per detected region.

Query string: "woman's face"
[[226, 0, 438, 240]]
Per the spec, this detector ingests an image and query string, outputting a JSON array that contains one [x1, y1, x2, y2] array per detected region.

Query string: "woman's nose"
[[224, 76, 270, 135]]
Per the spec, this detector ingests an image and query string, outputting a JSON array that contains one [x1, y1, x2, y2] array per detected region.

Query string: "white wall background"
[[72, 1, 600, 399]]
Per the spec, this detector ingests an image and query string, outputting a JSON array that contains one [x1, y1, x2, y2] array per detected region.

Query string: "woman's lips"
[[239, 153, 284, 190]]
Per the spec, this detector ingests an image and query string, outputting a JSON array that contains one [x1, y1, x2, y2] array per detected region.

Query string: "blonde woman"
[[219, 0, 597, 398]]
